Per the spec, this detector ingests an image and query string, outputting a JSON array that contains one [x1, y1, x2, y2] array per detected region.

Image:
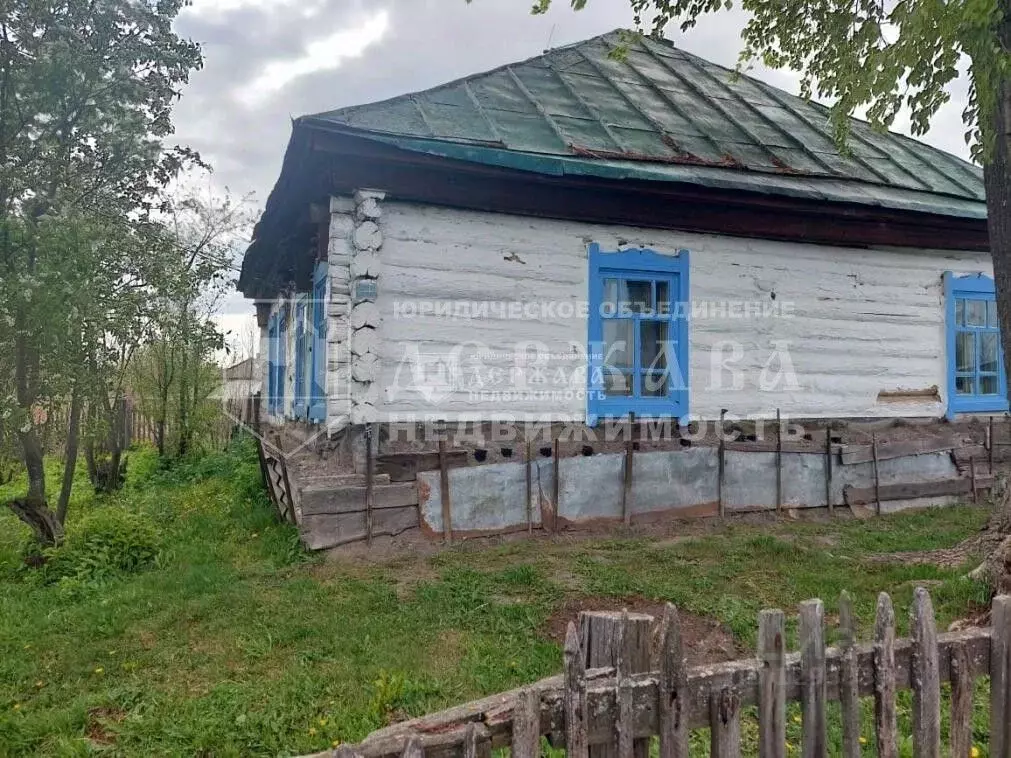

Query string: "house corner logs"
[[328, 190, 384, 429]]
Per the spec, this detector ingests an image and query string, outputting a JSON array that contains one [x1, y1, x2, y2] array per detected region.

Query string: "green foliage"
[[43, 507, 160, 584], [0, 437, 996, 755], [532, 0, 1010, 160]]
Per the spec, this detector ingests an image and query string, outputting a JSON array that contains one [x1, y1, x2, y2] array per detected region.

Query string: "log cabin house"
[[239, 31, 1000, 548]]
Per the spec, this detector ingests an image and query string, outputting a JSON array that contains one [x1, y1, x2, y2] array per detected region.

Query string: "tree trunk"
[[7, 427, 64, 546], [56, 383, 82, 524]]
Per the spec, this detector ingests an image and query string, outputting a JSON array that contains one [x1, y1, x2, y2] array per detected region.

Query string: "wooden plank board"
[[843, 476, 991, 506], [301, 482, 419, 516], [299, 506, 419, 550], [378, 451, 469, 482], [839, 436, 958, 465]]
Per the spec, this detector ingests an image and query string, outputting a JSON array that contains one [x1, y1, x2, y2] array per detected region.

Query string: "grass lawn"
[[0, 439, 997, 756]]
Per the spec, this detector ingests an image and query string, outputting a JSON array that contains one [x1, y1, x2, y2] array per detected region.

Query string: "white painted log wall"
[[371, 201, 991, 421]]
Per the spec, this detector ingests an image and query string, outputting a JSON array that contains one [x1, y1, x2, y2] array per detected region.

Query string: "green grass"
[[0, 439, 996, 756]]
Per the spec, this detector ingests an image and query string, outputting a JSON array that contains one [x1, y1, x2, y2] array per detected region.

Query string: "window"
[[945, 272, 1008, 416], [587, 244, 689, 425], [309, 262, 328, 423]]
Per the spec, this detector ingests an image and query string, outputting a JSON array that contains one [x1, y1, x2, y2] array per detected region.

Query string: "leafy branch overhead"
[[530, 0, 1010, 159]]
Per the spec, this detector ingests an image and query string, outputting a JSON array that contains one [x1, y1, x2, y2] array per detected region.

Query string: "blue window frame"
[[309, 262, 328, 423], [587, 244, 690, 425], [267, 313, 278, 414], [276, 309, 288, 417], [945, 272, 1008, 416], [293, 299, 308, 419]]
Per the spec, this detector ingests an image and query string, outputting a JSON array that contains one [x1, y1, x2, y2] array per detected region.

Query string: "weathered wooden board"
[[378, 451, 469, 482], [300, 482, 418, 516], [337, 628, 991, 758], [843, 476, 991, 506], [839, 436, 959, 465], [299, 506, 419, 550]]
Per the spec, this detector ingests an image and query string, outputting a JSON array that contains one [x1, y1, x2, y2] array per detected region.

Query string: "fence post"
[[512, 688, 540, 758], [910, 588, 940, 758], [616, 612, 635, 758], [709, 687, 741, 758], [992, 595, 1011, 758], [758, 609, 786, 758], [949, 645, 973, 758], [658, 604, 689, 758], [579, 610, 653, 758], [837, 592, 860, 758], [401, 735, 422, 758], [874, 593, 898, 758], [799, 600, 826, 758], [564, 622, 588, 758]]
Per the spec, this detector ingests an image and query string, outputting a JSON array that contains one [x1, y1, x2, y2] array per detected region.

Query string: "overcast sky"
[[174, 0, 972, 348]]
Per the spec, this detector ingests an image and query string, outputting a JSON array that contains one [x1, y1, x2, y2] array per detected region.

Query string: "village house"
[[239, 31, 999, 548]]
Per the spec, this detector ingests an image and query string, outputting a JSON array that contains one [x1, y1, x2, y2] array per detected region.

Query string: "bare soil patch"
[[543, 595, 741, 665], [85, 706, 126, 746]]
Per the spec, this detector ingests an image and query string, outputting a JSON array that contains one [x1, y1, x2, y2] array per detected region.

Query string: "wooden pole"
[[991, 595, 1011, 758], [970, 456, 979, 504], [563, 623, 588, 758], [824, 428, 833, 514], [871, 433, 881, 516], [775, 409, 783, 513], [622, 413, 635, 526], [658, 604, 689, 758], [910, 588, 940, 758], [525, 440, 533, 535], [365, 423, 374, 546], [837, 592, 860, 758], [991, 416, 996, 475], [552, 436, 560, 533], [758, 609, 786, 758], [438, 423, 452, 544], [718, 409, 727, 520], [799, 600, 826, 758], [874, 593, 898, 758], [579, 610, 653, 758]]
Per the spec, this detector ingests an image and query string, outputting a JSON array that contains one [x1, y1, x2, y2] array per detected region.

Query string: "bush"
[[44, 507, 160, 583]]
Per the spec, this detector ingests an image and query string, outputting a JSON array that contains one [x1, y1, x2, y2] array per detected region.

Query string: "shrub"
[[45, 507, 160, 583]]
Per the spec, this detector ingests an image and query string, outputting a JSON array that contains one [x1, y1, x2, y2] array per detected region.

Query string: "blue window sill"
[[948, 396, 1009, 417]]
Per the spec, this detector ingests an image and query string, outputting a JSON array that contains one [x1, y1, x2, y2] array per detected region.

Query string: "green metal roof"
[[303, 30, 985, 219]]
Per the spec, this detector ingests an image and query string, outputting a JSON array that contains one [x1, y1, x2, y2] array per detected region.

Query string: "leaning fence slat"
[[800, 600, 827, 758], [401, 736, 422, 758], [462, 721, 491, 758], [911, 588, 941, 758], [838, 592, 861, 758], [874, 593, 898, 758], [992, 595, 1011, 758], [511, 688, 540, 758], [950, 645, 973, 758], [709, 688, 741, 758], [658, 603, 690, 758], [615, 611, 634, 758], [758, 609, 786, 758], [564, 622, 589, 758]]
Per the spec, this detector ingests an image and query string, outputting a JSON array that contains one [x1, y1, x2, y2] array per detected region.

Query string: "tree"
[[0, 0, 202, 544]]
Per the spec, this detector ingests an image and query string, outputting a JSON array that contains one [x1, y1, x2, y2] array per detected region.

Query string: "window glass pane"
[[956, 375, 974, 395], [603, 370, 632, 396], [966, 299, 986, 326], [642, 372, 667, 397], [656, 281, 670, 316], [602, 279, 619, 315], [956, 332, 975, 373], [641, 321, 669, 371], [982, 332, 1000, 374], [981, 375, 999, 395], [989, 300, 999, 328], [625, 281, 651, 314], [956, 299, 965, 327], [603, 319, 634, 368]]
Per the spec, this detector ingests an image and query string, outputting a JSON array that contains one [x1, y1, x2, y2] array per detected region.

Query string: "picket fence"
[[308, 590, 1011, 758]]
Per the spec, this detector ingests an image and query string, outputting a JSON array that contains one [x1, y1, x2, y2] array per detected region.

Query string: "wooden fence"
[[309, 590, 1011, 758]]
